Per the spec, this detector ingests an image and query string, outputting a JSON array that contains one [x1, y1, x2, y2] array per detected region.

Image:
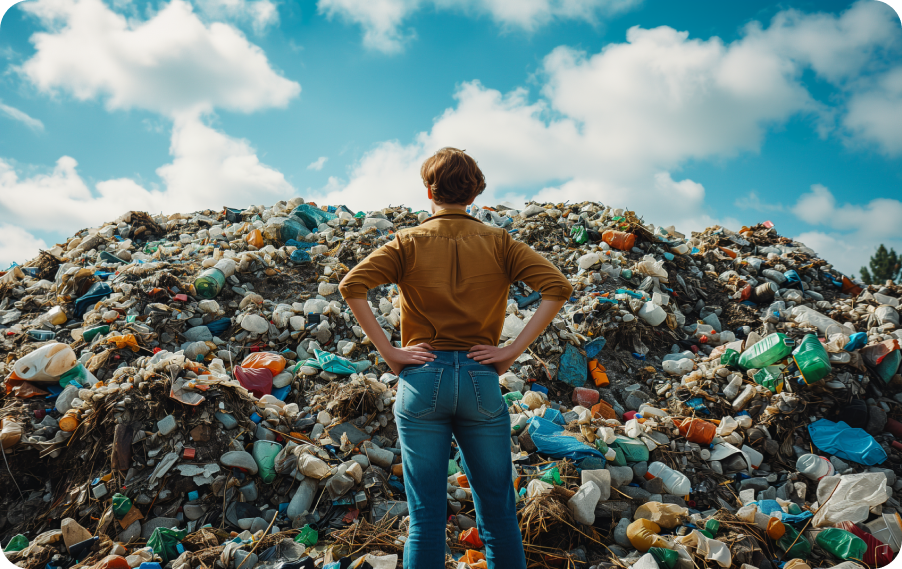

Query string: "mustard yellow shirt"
[[339, 209, 573, 350]]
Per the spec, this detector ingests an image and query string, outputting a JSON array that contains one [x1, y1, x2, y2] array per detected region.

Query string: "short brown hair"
[[420, 147, 486, 205]]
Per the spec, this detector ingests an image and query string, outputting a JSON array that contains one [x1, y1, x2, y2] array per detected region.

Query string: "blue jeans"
[[394, 351, 526, 569]]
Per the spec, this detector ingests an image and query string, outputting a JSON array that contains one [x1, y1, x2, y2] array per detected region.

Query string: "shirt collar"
[[428, 208, 476, 221]]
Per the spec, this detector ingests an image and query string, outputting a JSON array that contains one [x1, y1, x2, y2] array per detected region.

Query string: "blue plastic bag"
[[843, 332, 868, 352], [808, 419, 887, 466], [558, 344, 587, 387], [74, 282, 112, 317], [585, 338, 606, 359], [302, 349, 370, 375], [527, 417, 605, 466]]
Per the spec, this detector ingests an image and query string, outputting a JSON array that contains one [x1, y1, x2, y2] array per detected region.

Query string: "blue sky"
[[0, 0, 900, 278]]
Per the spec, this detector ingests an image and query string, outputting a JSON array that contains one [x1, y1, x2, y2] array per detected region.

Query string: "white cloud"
[[313, 11, 839, 234], [194, 0, 279, 34], [317, 0, 641, 53], [19, 0, 299, 117], [0, 0, 301, 254], [307, 156, 328, 171], [0, 116, 294, 237], [0, 225, 49, 269], [788, 185, 902, 275], [792, 184, 902, 241], [844, 67, 902, 155], [793, 230, 902, 277], [315, 2, 901, 242], [0, 100, 44, 131]]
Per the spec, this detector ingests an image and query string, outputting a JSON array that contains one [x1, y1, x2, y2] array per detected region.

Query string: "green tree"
[[860, 244, 900, 285]]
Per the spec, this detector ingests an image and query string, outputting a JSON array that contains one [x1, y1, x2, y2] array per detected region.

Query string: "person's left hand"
[[467, 344, 521, 375]]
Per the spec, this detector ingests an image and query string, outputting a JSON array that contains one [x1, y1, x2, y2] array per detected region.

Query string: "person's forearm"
[[509, 299, 566, 353], [345, 298, 394, 354]]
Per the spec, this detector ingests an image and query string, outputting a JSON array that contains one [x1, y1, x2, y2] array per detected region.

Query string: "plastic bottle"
[[645, 461, 691, 495], [738, 333, 793, 370], [602, 230, 636, 251], [14, 343, 77, 383], [796, 454, 835, 481], [193, 258, 236, 299], [815, 528, 866, 561], [675, 418, 716, 445], [638, 302, 667, 326], [723, 375, 743, 400], [732, 385, 755, 411], [792, 334, 832, 384]]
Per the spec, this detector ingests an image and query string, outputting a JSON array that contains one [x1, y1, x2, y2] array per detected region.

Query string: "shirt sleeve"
[[503, 232, 574, 301], [339, 235, 406, 300]]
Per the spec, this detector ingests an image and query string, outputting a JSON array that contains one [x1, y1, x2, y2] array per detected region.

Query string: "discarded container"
[[13, 343, 77, 383], [793, 334, 832, 384], [796, 454, 835, 481], [815, 528, 866, 561], [645, 461, 691, 495], [738, 333, 793, 370], [602, 230, 636, 251]]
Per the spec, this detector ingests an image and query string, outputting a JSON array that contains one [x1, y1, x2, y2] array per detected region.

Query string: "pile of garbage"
[[1, 198, 901, 569]]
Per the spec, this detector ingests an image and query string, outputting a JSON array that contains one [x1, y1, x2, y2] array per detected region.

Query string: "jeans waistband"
[[427, 350, 484, 367]]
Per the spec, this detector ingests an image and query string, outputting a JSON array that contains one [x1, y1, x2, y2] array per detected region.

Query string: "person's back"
[[339, 207, 571, 351], [339, 147, 572, 569]]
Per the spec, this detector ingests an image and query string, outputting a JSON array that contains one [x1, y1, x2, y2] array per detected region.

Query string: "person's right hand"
[[382, 343, 436, 375]]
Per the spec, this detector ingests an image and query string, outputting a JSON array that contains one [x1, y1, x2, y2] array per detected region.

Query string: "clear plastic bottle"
[[645, 461, 691, 495], [796, 454, 835, 481]]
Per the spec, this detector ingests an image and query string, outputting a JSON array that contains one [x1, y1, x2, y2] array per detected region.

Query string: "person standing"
[[339, 147, 573, 569]]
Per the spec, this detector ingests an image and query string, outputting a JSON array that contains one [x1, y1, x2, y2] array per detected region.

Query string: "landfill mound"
[[0, 199, 901, 569]]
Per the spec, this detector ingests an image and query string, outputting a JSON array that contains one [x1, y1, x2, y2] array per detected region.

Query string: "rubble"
[[0, 199, 900, 569]]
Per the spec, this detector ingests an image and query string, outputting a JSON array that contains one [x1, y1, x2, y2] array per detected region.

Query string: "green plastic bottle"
[[194, 267, 226, 299], [252, 440, 282, 484], [649, 547, 678, 569], [793, 334, 832, 384], [815, 528, 866, 561], [720, 349, 740, 368], [82, 324, 110, 343], [738, 333, 794, 370], [754, 366, 784, 393], [777, 525, 812, 559]]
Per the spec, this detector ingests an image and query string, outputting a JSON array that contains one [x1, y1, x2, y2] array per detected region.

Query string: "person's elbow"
[[338, 275, 367, 300]]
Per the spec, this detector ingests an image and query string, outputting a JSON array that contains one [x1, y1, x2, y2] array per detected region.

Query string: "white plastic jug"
[[14, 343, 77, 383], [638, 302, 666, 326], [646, 461, 691, 495], [796, 454, 835, 481]]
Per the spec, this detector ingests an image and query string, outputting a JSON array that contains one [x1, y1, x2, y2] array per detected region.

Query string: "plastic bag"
[[146, 527, 187, 562], [808, 419, 887, 466], [634, 502, 688, 529], [301, 349, 369, 375], [812, 472, 888, 527], [240, 352, 286, 375], [233, 366, 273, 399], [557, 344, 587, 387], [635, 255, 668, 280], [526, 417, 606, 465]]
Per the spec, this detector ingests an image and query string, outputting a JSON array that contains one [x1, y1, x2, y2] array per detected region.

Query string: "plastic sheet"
[[526, 417, 606, 465], [807, 419, 887, 466]]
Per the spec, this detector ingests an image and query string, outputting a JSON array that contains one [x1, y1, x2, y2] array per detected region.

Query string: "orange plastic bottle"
[[675, 418, 716, 445], [602, 230, 636, 251]]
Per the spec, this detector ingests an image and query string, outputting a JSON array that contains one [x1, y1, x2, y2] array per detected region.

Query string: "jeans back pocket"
[[468, 369, 505, 418], [398, 366, 443, 418]]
